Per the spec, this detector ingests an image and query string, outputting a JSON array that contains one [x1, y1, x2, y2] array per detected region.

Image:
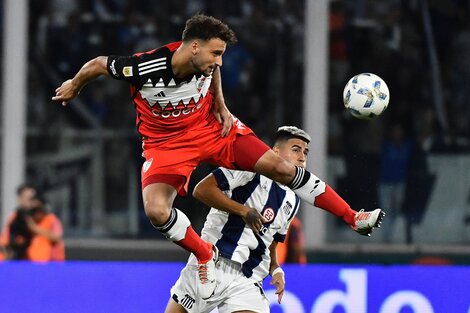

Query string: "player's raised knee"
[[143, 197, 172, 225]]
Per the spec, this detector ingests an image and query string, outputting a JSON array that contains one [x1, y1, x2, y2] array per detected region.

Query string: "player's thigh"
[[165, 298, 187, 313], [141, 146, 199, 197], [252, 148, 295, 185], [218, 281, 269, 313], [232, 134, 270, 171]]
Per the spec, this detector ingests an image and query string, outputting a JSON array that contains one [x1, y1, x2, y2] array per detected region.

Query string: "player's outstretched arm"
[[209, 67, 233, 137], [193, 173, 265, 232], [52, 56, 109, 106], [269, 242, 285, 304]]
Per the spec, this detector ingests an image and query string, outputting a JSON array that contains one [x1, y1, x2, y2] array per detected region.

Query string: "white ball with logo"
[[343, 73, 390, 120]]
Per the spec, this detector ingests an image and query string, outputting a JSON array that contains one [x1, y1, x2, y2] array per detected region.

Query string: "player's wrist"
[[271, 267, 284, 277]]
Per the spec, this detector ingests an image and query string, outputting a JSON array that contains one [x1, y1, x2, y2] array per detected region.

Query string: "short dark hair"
[[274, 126, 311, 145], [182, 14, 237, 45]]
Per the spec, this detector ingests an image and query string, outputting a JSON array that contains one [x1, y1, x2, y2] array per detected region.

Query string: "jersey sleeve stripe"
[[212, 168, 230, 191], [138, 57, 166, 67], [139, 66, 167, 75], [139, 61, 166, 72]]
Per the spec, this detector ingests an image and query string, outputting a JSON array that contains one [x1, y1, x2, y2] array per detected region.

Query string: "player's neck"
[[172, 45, 195, 79]]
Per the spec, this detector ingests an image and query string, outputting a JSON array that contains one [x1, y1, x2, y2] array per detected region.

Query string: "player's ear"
[[191, 40, 199, 55]]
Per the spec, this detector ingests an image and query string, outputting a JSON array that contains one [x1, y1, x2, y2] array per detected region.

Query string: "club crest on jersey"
[[142, 158, 153, 173], [262, 207, 275, 223]]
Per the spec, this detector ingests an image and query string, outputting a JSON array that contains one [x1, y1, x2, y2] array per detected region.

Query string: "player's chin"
[[202, 67, 214, 76]]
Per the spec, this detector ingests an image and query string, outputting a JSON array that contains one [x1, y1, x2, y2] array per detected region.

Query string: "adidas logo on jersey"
[[155, 91, 166, 97]]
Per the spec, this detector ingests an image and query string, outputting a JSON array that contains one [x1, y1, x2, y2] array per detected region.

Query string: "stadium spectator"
[[52, 14, 384, 299], [165, 126, 384, 312], [378, 122, 412, 243], [276, 216, 307, 265], [0, 184, 65, 261]]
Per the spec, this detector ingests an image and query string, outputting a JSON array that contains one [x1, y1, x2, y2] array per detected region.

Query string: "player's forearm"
[[269, 242, 280, 273], [193, 175, 250, 218], [195, 185, 250, 217], [71, 56, 109, 92]]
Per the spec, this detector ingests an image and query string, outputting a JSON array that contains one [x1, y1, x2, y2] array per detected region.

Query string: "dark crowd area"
[[2, 0, 468, 239]]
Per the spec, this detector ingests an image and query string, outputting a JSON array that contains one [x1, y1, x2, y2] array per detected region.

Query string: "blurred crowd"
[[24, 0, 470, 151], [2, 0, 468, 239], [328, 0, 470, 155]]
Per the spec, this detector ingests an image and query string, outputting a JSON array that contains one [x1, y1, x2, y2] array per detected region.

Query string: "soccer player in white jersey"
[[165, 126, 385, 313]]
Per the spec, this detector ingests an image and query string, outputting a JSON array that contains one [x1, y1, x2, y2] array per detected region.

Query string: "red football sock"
[[314, 185, 357, 226], [175, 226, 212, 262]]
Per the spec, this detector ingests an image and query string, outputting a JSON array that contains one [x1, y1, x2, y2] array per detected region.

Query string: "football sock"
[[288, 166, 356, 226], [152, 207, 212, 262], [175, 226, 213, 262]]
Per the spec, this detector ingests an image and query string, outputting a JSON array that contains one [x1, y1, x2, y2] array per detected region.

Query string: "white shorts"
[[170, 255, 269, 313]]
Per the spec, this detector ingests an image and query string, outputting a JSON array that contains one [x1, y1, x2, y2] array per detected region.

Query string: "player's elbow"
[[192, 181, 204, 201], [193, 174, 217, 202]]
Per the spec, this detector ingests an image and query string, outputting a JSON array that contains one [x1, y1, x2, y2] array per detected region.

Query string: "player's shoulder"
[[133, 41, 182, 59], [217, 168, 257, 184]]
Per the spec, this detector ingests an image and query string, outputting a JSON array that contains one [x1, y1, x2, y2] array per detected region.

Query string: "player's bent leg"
[[252, 149, 295, 185], [143, 182, 210, 259], [142, 182, 218, 299], [253, 149, 358, 227]]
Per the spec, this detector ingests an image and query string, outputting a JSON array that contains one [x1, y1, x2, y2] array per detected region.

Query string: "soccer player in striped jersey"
[[165, 126, 385, 313], [53, 14, 384, 300]]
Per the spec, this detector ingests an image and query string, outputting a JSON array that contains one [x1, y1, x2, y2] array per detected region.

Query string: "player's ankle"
[[344, 209, 357, 226], [196, 243, 213, 263]]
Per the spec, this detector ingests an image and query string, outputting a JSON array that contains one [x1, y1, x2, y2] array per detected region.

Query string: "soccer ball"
[[343, 73, 390, 119]]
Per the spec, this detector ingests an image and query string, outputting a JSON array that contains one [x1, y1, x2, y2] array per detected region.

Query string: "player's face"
[[275, 138, 309, 168], [191, 38, 226, 76]]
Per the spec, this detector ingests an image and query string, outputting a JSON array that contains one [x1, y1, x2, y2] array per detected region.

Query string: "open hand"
[[270, 271, 285, 304]]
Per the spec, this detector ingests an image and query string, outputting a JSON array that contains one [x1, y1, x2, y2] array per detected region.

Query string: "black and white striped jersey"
[[201, 167, 301, 282]]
